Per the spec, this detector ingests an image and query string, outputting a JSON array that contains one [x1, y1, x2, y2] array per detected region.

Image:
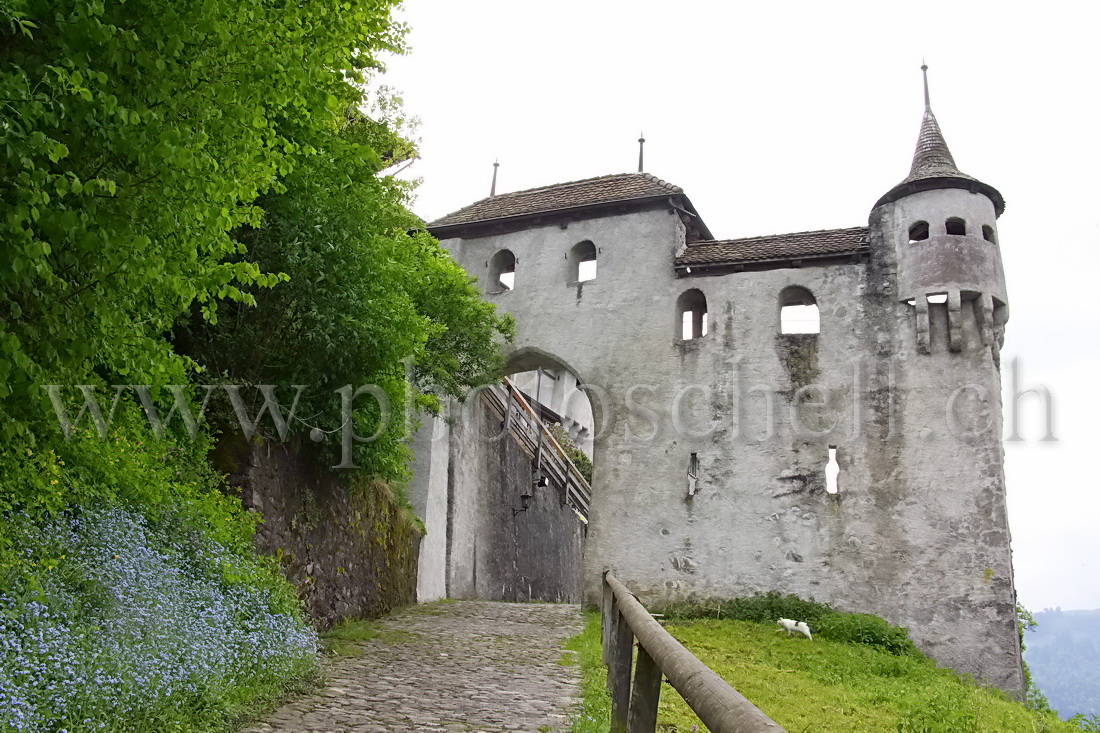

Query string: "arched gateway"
[[411, 71, 1024, 695]]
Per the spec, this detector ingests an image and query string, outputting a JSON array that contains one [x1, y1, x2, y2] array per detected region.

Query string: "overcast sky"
[[383, 0, 1100, 612]]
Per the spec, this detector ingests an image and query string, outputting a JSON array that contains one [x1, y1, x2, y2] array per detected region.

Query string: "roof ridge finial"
[[638, 132, 645, 173], [921, 61, 931, 112], [490, 159, 499, 197]]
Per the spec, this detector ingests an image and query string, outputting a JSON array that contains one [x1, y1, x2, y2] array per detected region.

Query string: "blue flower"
[[0, 507, 318, 731]]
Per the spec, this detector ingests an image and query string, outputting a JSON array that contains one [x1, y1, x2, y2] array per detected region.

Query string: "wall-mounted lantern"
[[513, 490, 533, 517], [514, 476, 548, 516]]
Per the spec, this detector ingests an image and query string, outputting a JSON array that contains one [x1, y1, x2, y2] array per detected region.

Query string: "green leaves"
[[3, 0, 508, 494], [0, 0, 407, 444], [180, 99, 512, 477]]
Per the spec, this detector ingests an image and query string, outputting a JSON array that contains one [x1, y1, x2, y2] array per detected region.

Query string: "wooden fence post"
[[608, 598, 634, 733], [602, 577, 614, 665], [627, 643, 662, 733], [604, 572, 787, 733]]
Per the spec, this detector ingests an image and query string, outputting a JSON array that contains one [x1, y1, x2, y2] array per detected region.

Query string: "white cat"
[[777, 618, 813, 640]]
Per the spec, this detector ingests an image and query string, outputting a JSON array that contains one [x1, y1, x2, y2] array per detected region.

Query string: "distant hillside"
[[1026, 609, 1100, 720]]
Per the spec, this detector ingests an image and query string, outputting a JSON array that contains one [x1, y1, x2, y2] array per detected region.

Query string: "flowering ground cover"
[[0, 508, 318, 732], [0, 406, 320, 732]]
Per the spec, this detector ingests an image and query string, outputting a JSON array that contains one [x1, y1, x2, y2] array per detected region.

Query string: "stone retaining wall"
[[218, 437, 421, 626], [442, 398, 587, 603]]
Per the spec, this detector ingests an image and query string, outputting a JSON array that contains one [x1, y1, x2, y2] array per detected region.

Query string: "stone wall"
[[430, 200, 1024, 693], [408, 415, 449, 602], [430, 396, 587, 603], [218, 437, 422, 627]]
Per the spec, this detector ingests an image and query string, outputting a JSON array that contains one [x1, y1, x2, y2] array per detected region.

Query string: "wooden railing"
[[602, 571, 786, 733], [479, 378, 593, 519]]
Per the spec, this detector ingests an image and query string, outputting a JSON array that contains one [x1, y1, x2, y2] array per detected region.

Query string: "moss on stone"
[[776, 333, 819, 395]]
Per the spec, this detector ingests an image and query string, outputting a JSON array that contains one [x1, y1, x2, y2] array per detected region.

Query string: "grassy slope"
[[566, 612, 1078, 733]]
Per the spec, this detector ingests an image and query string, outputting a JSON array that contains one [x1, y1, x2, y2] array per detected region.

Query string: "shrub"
[[655, 591, 920, 657], [1071, 715, 1100, 731], [815, 611, 921, 657], [547, 423, 592, 483], [657, 590, 834, 628], [0, 400, 263, 581]]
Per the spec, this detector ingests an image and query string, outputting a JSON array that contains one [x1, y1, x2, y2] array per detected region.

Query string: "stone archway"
[[503, 347, 600, 463]]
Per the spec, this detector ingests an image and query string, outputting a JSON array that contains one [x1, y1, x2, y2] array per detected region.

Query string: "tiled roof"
[[429, 173, 683, 228], [876, 108, 1004, 216], [904, 110, 975, 185], [675, 226, 869, 268]]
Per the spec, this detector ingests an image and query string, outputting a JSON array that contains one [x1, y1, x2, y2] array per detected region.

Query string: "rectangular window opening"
[[687, 452, 699, 497], [781, 304, 820, 334], [578, 259, 597, 282], [825, 446, 839, 495]]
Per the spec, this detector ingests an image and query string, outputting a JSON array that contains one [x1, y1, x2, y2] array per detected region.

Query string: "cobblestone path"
[[243, 601, 584, 733]]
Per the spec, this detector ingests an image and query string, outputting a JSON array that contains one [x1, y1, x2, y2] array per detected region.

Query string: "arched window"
[[779, 286, 820, 334], [982, 225, 996, 244], [908, 221, 929, 243], [568, 241, 597, 283], [488, 249, 516, 291], [677, 289, 708, 340], [945, 217, 966, 236]]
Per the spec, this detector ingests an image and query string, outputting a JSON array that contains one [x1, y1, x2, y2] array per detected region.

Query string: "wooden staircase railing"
[[480, 377, 593, 520]]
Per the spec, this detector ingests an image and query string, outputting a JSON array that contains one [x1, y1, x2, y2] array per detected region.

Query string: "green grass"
[[564, 612, 612, 733], [225, 665, 323, 731], [319, 616, 425, 657], [565, 612, 1080, 732], [319, 600, 452, 657], [320, 618, 384, 657]]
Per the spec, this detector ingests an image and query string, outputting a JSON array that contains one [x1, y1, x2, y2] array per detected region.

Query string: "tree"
[[178, 92, 514, 478], [0, 0, 405, 443], [1019, 603, 1056, 713]]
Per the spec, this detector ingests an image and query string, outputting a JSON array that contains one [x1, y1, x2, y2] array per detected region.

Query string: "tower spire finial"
[[921, 61, 931, 111], [490, 159, 499, 197], [638, 132, 645, 173], [874, 62, 1005, 217]]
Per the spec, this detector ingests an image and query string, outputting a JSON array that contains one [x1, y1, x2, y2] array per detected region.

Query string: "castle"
[[410, 68, 1023, 693]]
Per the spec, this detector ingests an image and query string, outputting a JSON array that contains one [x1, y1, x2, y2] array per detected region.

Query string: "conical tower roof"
[[875, 66, 1004, 217], [908, 109, 964, 180]]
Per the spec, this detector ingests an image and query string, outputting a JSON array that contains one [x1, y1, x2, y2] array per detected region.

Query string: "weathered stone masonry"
[[409, 399, 587, 605], [415, 71, 1024, 694], [219, 438, 421, 626]]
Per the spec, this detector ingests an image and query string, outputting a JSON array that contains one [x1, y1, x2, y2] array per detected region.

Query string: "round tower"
[[868, 65, 1023, 695], [875, 64, 1008, 358]]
